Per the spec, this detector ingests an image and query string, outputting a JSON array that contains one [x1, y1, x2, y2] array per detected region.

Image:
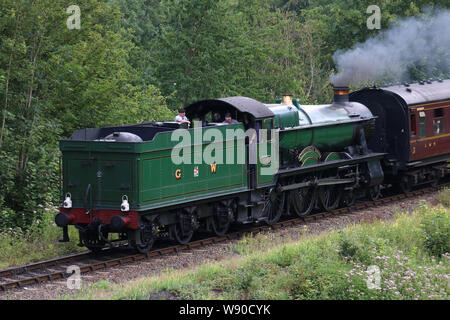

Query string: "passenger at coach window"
[[434, 119, 444, 134], [223, 112, 239, 124], [174, 108, 190, 125]]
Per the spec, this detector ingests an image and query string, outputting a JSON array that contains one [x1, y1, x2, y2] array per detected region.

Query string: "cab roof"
[[185, 96, 274, 120]]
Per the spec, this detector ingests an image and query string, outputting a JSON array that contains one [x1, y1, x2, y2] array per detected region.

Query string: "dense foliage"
[[1, 0, 450, 231]]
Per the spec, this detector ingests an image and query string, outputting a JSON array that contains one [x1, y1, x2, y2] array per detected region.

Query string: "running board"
[[278, 178, 355, 192]]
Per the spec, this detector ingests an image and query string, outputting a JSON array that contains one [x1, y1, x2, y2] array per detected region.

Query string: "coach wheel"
[[398, 175, 413, 193], [290, 184, 316, 217], [263, 186, 285, 225], [430, 170, 440, 187], [367, 185, 381, 201], [318, 184, 342, 212]]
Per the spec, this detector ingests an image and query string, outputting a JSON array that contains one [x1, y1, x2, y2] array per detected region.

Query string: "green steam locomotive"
[[56, 86, 386, 252]]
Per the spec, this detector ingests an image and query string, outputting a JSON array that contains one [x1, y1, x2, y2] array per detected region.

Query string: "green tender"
[[60, 124, 248, 212]]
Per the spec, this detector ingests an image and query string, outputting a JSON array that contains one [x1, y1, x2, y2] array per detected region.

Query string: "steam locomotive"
[[55, 80, 450, 252]]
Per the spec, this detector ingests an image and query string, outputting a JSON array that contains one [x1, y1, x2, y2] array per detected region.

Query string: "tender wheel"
[[170, 209, 197, 244], [366, 185, 381, 201], [262, 186, 285, 225], [133, 224, 155, 253], [170, 223, 194, 244], [290, 184, 316, 217], [318, 184, 342, 211], [209, 204, 233, 236]]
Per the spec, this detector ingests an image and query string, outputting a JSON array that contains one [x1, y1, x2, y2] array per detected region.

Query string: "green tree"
[[147, 0, 326, 106], [0, 0, 171, 229]]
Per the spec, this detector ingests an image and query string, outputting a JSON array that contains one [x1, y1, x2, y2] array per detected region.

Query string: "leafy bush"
[[438, 188, 450, 207], [0, 208, 82, 268], [338, 232, 361, 259], [337, 230, 374, 264], [420, 207, 450, 258]]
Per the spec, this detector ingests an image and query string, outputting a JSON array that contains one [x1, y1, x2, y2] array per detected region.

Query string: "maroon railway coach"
[[350, 79, 450, 191]]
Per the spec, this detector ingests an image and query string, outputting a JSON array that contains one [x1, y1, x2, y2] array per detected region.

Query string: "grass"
[[68, 199, 450, 300]]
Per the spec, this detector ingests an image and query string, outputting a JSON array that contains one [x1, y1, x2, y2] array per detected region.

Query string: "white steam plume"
[[330, 9, 450, 87]]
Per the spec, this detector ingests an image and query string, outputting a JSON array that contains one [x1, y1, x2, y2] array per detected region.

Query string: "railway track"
[[1, 183, 448, 292]]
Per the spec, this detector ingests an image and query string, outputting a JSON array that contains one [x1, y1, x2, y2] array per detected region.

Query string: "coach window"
[[410, 113, 417, 136], [433, 108, 445, 135], [419, 111, 426, 138]]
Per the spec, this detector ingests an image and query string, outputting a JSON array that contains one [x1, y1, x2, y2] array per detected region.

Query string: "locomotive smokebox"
[[333, 86, 350, 105]]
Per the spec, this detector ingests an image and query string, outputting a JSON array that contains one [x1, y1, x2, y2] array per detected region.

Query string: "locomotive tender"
[[55, 80, 450, 252]]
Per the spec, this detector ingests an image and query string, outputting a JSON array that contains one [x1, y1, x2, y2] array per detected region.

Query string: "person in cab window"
[[223, 113, 239, 124], [175, 109, 190, 125]]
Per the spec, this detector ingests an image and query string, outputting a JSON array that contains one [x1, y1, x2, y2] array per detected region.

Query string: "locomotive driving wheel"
[[318, 173, 342, 212], [341, 188, 356, 207], [262, 186, 285, 225], [366, 185, 381, 201], [290, 177, 317, 217]]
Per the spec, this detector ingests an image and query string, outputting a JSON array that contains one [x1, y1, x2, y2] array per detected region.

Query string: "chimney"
[[333, 86, 349, 104]]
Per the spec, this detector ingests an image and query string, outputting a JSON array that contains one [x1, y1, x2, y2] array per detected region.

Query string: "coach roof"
[[381, 79, 450, 105]]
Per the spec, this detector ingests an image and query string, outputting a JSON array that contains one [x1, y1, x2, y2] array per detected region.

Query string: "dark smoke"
[[330, 9, 450, 87]]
